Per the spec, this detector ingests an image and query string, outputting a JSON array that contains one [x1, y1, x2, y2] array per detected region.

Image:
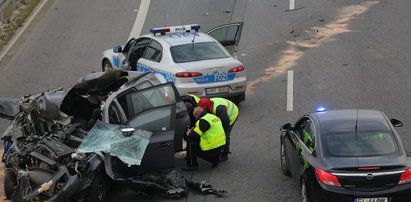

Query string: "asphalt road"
[[1, 0, 411, 201]]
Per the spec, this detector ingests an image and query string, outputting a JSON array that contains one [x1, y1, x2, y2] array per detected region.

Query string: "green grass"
[[0, 0, 41, 50]]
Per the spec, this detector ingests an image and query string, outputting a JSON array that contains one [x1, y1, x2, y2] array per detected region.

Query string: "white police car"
[[101, 23, 246, 103]]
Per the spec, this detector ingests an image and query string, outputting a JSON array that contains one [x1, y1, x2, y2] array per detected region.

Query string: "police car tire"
[[102, 60, 112, 72], [4, 169, 16, 199]]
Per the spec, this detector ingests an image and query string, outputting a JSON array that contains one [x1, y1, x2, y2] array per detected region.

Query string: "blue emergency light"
[[316, 107, 327, 112], [150, 24, 201, 35]]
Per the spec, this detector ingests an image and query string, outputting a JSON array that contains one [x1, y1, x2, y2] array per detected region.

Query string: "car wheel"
[[280, 139, 291, 176], [88, 170, 112, 202], [301, 178, 322, 202], [4, 169, 16, 199], [102, 59, 112, 72]]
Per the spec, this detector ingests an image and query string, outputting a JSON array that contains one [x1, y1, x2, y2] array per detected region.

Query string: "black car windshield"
[[170, 42, 230, 63], [324, 131, 398, 157]]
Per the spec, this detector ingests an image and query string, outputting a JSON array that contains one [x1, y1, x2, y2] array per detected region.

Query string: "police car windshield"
[[324, 131, 398, 157], [170, 42, 230, 63]]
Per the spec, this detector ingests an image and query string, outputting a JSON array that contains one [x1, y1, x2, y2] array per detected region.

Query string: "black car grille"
[[338, 173, 402, 191]]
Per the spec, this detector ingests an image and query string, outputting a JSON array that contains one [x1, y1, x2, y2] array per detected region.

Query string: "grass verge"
[[0, 0, 41, 50]]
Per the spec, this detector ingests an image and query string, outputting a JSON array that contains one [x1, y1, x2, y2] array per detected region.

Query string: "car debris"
[[0, 69, 225, 202]]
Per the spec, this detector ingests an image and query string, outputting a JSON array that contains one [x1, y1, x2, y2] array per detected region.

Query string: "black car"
[[280, 109, 411, 202]]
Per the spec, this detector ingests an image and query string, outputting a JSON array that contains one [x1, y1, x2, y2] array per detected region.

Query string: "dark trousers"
[[223, 124, 234, 155], [186, 139, 222, 167]]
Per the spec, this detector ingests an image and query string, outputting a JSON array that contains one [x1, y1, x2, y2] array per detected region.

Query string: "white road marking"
[[289, 0, 295, 10], [0, 0, 49, 62], [287, 70, 294, 111], [129, 0, 151, 39]]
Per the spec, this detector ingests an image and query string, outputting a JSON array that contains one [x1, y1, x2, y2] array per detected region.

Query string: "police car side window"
[[142, 40, 162, 62]]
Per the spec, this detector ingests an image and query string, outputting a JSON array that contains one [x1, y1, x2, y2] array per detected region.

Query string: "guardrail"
[[0, 0, 17, 23]]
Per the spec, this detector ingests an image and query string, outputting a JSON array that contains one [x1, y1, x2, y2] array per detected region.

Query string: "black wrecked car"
[[280, 108, 411, 202], [0, 69, 221, 202]]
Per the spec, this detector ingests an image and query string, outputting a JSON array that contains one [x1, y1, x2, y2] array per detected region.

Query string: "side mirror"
[[280, 123, 292, 132], [390, 118, 403, 127], [113, 46, 123, 53]]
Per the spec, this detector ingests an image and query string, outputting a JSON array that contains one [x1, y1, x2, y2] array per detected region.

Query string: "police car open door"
[[206, 22, 244, 55], [106, 82, 189, 170]]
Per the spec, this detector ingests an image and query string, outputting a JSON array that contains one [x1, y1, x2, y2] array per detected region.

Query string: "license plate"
[[205, 87, 230, 95], [354, 198, 388, 202]]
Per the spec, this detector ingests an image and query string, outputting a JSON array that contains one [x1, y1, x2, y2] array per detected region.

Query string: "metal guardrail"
[[0, 0, 16, 23]]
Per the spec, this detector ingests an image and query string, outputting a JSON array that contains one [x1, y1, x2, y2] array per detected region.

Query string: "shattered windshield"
[[76, 121, 152, 166]]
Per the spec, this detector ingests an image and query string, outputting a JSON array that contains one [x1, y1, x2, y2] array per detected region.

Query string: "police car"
[[101, 23, 246, 103]]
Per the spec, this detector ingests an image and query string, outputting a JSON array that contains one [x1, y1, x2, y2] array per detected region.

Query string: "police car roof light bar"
[[150, 24, 201, 36]]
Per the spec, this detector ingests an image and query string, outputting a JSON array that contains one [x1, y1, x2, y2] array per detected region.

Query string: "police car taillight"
[[228, 66, 244, 73], [315, 168, 341, 187], [399, 168, 411, 184], [176, 72, 203, 78], [150, 24, 200, 35]]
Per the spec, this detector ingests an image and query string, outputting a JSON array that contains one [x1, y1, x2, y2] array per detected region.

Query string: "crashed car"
[[0, 69, 224, 202]]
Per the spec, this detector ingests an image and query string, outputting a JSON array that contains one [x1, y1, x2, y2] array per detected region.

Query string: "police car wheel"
[[102, 60, 112, 72]]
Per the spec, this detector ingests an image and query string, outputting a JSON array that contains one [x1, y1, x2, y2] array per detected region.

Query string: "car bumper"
[[174, 77, 247, 99], [318, 182, 411, 202]]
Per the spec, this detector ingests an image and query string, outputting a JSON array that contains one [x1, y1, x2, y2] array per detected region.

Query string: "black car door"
[[104, 82, 188, 170], [288, 117, 313, 181]]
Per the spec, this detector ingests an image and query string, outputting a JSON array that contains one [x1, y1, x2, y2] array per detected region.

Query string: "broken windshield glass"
[[76, 121, 152, 166]]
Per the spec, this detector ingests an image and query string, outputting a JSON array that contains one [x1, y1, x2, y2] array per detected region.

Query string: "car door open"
[[206, 22, 244, 55]]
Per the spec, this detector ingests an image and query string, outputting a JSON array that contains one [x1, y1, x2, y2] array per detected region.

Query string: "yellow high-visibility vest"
[[194, 113, 226, 151], [211, 98, 239, 125], [188, 94, 200, 104]]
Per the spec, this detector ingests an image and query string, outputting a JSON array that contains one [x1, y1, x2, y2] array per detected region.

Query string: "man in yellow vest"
[[183, 107, 226, 171], [197, 98, 239, 161]]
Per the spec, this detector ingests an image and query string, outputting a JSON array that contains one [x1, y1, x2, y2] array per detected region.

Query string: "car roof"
[[311, 109, 392, 134], [143, 32, 215, 46]]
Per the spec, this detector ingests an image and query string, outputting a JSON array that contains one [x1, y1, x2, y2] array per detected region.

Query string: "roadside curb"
[[0, 0, 49, 62]]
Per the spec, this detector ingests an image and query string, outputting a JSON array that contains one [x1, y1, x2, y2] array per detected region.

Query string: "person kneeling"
[[183, 107, 226, 171]]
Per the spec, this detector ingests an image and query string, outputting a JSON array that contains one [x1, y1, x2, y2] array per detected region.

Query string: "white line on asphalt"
[[289, 0, 295, 10], [0, 0, 48, 62], [129, 0, 151, 39], [287, 70, 294, 111]]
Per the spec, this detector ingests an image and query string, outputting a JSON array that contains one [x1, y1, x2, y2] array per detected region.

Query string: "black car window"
[[108, 103, 121, 124], [128, 38, 151, 68], [324, 131, 398, 157], [142, 40, 162, 62], [303, 122, 316, 151]]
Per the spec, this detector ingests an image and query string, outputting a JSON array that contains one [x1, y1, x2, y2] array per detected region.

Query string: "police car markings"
[[193, 73, 236, 84], [136, 64, 176, 82]]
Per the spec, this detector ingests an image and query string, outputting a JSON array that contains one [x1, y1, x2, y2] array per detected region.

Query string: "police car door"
[[124, 38, 151, 70], [206, 22, 244, 55], [136, 39, 167, 79], [114, 39, 136, 69]]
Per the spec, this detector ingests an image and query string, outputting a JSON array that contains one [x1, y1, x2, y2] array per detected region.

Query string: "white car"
[[101, 23, 246, 103]]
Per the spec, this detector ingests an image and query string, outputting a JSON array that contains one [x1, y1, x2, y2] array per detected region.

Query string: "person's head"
[[185, 102, 194, 114], [197, 98, 213, 113], [193, 107, 204, 120]]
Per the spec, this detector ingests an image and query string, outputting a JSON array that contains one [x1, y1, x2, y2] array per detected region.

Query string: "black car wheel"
[[102, 59, 113, 72], [88, 170, 112, 202], [280, 138, 291, 176], [301, 178, 321, 202], [4, 169, 16, 199]]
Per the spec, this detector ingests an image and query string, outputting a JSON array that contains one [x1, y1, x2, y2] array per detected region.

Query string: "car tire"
[[88, 170, 112, 202], [102, 59, 113, 72], [301, 178, 322, 202], [280, 139, 291, 176], [4, 169, 16, 199]]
